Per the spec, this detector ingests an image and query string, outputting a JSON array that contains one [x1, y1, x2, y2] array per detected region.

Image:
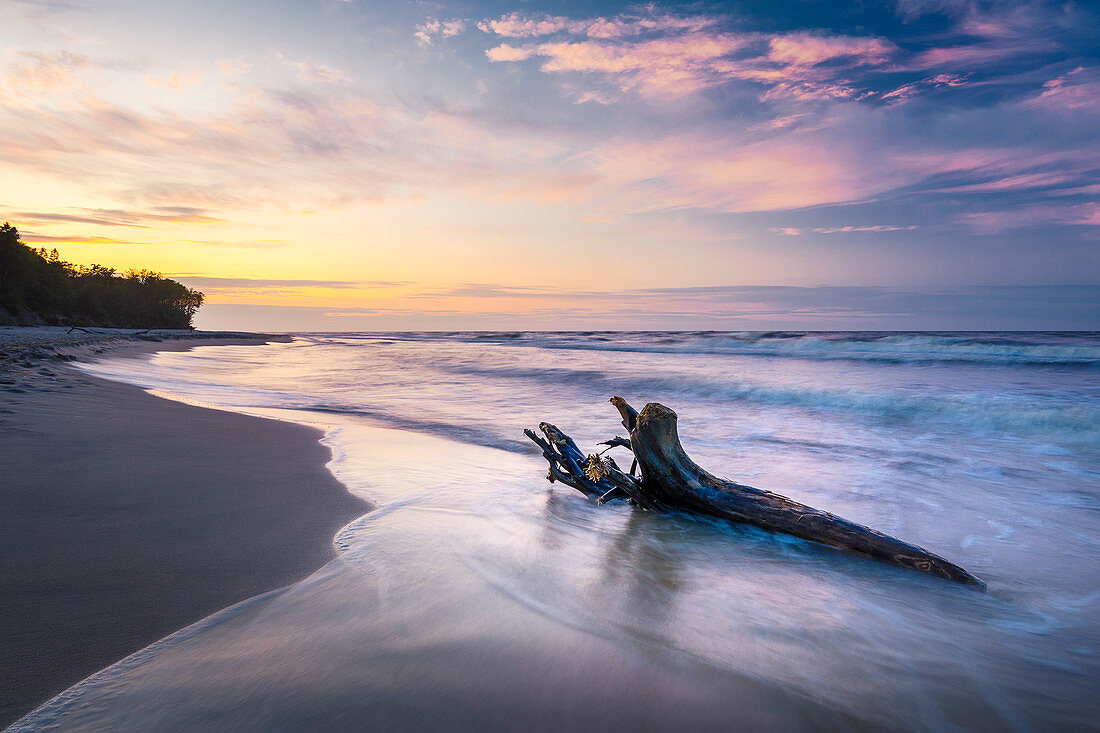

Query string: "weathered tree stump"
[[525, 397, 985, 588]]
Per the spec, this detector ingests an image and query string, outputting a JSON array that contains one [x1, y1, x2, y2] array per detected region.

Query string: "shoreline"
[[0, 329, 370, 727], [0, 325, 291, 372]]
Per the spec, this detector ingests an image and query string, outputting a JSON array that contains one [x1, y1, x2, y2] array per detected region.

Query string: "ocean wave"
[[301, 404, 534, 454], [368, 354, 1100, 443], [338, 331, 1100, 367], [81, 334, 1100, 457]]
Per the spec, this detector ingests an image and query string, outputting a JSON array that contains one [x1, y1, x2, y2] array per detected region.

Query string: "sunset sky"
[[2, 0, 1097, 330]]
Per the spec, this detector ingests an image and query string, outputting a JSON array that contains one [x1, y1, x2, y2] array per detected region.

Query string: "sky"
[[1, 0, 1097, 330]]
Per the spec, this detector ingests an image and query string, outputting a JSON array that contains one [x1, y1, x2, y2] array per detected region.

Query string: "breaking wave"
[[324, 331, 1100, 367]]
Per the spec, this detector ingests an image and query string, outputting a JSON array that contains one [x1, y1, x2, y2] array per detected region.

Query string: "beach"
[[2, 331, 1097, 731], [0, 329, 369, 726]]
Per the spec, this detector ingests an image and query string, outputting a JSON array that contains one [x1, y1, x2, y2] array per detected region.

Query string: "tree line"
[[0, 223, 204, 329]]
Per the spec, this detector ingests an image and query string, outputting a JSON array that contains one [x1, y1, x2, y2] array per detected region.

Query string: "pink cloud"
[[570, 124, 1100, 218], [477, 6, 1086, 112], [930, 171, 1078, 194], [760, 80, 864, 102], [908, 44, 1016, 69], [751, 113, 810, 130], [583, 129, 918, 213], [771, 224, 917, 236], [1, 50, 95, 103], [890, 149, 1047, 179], [813, 225, 918, 233], [406, 74, 1098, 219], [217, 59, 252, 83], [5, 52, 1091, 229], [767, 33, 894, 67], [292, 61, 349, 84], [572, 88, 617, 105], [415, 18, 467, 46], [20, 232, 131, 245], [958, 16, 1017, 40], [478, 13, 573, 38], [486, 32, 748, 96], [477, 11, 717, 39], [1028, 67, 1100, 112], [0, 75, 432, 213], [485, 44, 535, 62], [486, 27, 896, 99], [899, 145, 1100, 199], [902, 4, 1059, 72], [960, 203, 1100, 233], [478, 10, 903, 100], [882, 73, 968, 101]]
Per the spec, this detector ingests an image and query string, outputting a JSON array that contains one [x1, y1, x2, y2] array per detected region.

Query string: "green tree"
[[0, 222, 205, 328]]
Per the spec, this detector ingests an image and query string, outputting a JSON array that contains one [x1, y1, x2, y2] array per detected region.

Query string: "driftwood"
[[525, 397, 985, 588]]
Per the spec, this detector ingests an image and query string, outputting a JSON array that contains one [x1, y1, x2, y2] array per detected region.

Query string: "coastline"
[[1, 330, 1094, 730], [0, 329, 370, 727]]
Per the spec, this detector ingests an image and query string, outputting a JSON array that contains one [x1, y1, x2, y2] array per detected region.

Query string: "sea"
[[13, 331, 1099, 731]]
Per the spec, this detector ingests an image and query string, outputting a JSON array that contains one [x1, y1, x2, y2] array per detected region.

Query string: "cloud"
[[291, 61, 349, 84], [767, 33, 894, 67], [10, 207, 224, 227], [405, 57, 1098, 217], [960, 202, 1100, 233], [478, 10, 902, 100], [484, 26, 897, 99], [176, 277, 393, 289], [1, 49, 96, 103], [928, 170, 1079, 193], [145, 71, 202, 90], [216, 59, 253, 83], [899, 2, 1081, 75], [882, 73, 968, 101], [5, 2, 1098, 281], [813, 225, 918, 233], [485, 44, 535, 62], [0, 76, 433, 211], [9, 29, 1080, 230], [474, 4, 1099, 114], [1027, 67, 1100, 112], [774, 225, 918, 235], [415, 18, 467, 46], [19, 232, 133, 245], [477, 11, 717, 39], [580, 125, 918, 213], [10, 211, 147, 228], [406, 283, 604, 300], [750, 113, 810, 130], [894, 0, 973, 22]]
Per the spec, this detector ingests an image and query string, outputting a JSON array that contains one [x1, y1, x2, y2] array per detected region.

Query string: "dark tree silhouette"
[[0, 223, 204, 328]]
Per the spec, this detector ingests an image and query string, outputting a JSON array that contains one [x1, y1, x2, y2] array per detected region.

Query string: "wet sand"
[[0, 333, 369, 726]]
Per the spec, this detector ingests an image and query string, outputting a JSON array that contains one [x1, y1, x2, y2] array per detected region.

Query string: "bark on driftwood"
[[525, 397, 985, 588]]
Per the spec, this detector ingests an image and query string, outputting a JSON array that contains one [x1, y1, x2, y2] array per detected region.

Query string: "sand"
[[0, 329, 370, 727]]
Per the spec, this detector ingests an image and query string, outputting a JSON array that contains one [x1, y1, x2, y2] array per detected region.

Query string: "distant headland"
[[0, 223, 203, 329]]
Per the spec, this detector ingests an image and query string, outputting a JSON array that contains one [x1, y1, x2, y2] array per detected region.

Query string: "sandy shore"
[[0, 329, 370, 727]]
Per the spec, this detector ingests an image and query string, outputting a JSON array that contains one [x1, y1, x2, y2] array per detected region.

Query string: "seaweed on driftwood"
[[525, 396, 984, 588]]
